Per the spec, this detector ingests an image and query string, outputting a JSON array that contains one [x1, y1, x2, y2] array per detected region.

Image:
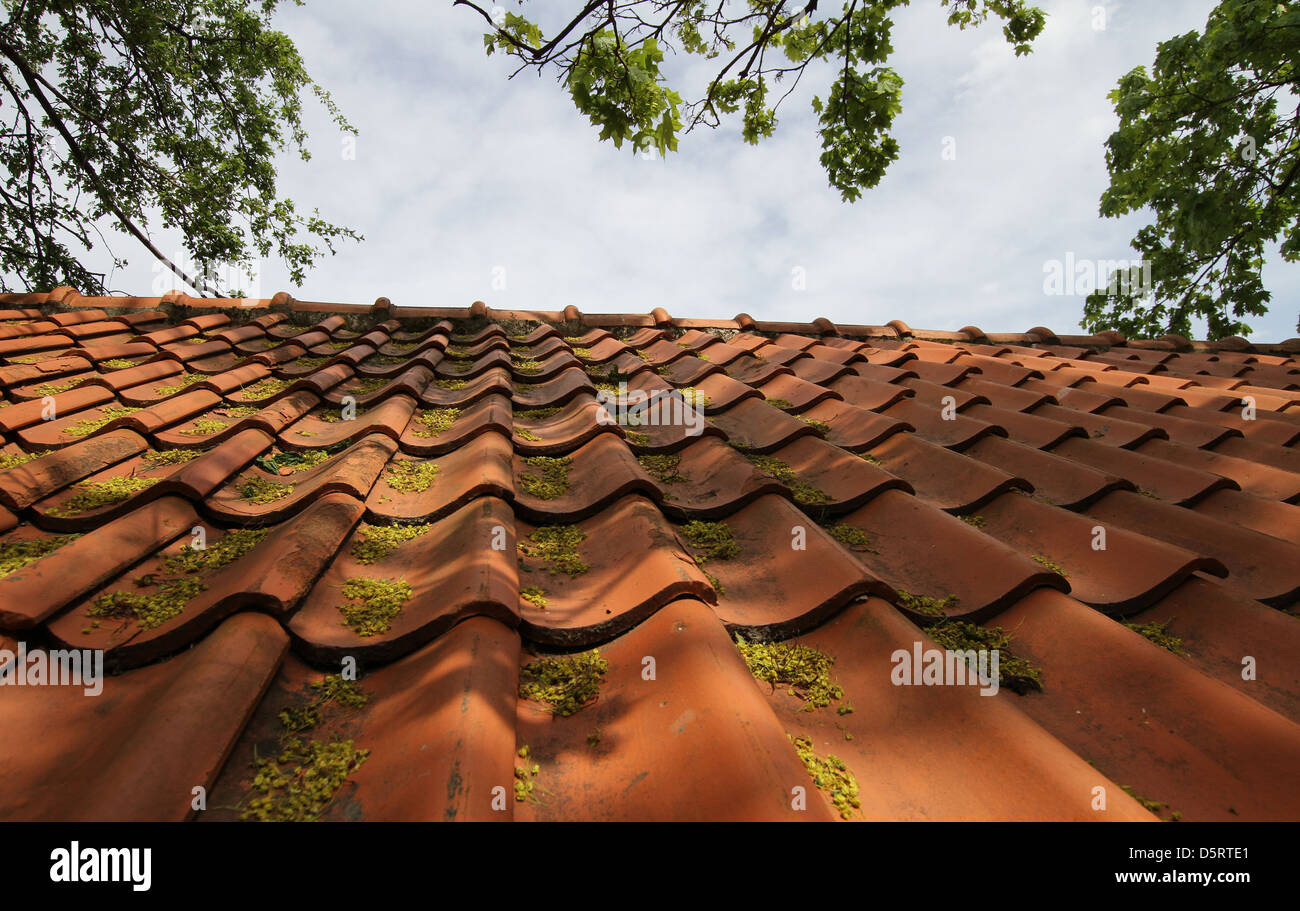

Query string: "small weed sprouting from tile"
[[1124, 618, 1186, 655], [680, 520, 740, 562], [637, 453, 687, 483], [411, 407, 461, 438], [351, 522, 431, 564], [236, 474, 293, 505], [337, 577, 413, 637], [243, 674, 370, 822], [0, 449, 48, 471], [925, 620, 1044, 694], [0, 533, 80, 578], [825, 524, 878, 553], [518, 525, 589, 576], [736, 637, 846, 711], [520, 586, 548, 608], [894, 589, 959, 618], [1032, 554, 1069, 578], [959, 514, 986, 529], [790, 735, 861, 820], [519, 455, 572, 500], [52, 476, 160, 516], [255, 447, 339, 474], [179, 418, 229, 436], [518, 650, 609, 717], [63, 405, 141, 438], [384, 459, 440, 493]]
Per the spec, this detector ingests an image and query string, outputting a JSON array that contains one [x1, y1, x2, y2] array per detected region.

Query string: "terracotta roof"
[[1, 288, 1299, 822]]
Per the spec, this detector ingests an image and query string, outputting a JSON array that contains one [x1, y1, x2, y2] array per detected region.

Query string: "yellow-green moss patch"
[[516, 407, 560, 420], [411, 407, 460, 438], [0, 449, 48, 471], [337, 577, 413, 637], [32, 378, 85, 396], [959, 514, 986, 528], [790, 735, 861, 820], [519, 456, 571, 500], [681, 520, 739, 562], [518, 525, 589, 576], [434, 378, 468, 390], [927, 619, 1044, 694], [736, 637, 845, 711], [895, 589, 959, 617], [384, 460, 440, 493], [1124, 618, 1185, 655], [515, 428, 541, 442], [53, 476, 160, 515], [99, 358, 140, 369], [64, 405, 141, 438], [826, 524, 878, 552], [637, 453, 687, 483], [179, 418, 229, 436], [350, 523, 431, 564], [154, 373, 206, 396], [745, 453, 830, 505], [518, 650, 608, 716], [243, 737, 370, 822], [234, 378, 291, 401], [767, 398, 793, 409], [0, 533, 80, 578], [236, 474, 293, 504], [142, 448, 202, 467], [1032, 554, 1069, 578], [520, 586, 548, 608]]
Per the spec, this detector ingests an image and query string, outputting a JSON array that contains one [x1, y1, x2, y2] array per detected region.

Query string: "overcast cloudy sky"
[[102, 0, 1298, 340]]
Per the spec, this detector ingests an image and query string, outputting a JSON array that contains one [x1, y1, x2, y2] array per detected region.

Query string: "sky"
[[94, 1, 1299, 341]]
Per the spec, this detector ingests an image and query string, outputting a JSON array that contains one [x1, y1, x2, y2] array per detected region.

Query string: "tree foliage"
[[0, 0, 360, 296], [461, 0, 1046, 202], [1086, 0, 1299, 340]]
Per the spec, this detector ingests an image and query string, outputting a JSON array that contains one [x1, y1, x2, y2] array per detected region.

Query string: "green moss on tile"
[[236, 474, 293, 505], [857, 452, 882, 465], [255, 447, 338, 474], [518, 650, 608, 716], [87, 577, 206, 630], [153, 373, 206, 396], [0, 449, 48, 471], [411, 407, 461, 438], [512, 357, 543, 375], [680, 520, 740, 562], [766, 398, 793, 409], [384, 459, 440, 493], [179, 418, 229, 436], [142, 448, 202, 468], [624, 429, 650, 446], [159, 528, 269, 576], [243, 737, 370, 822], [798, 416, 831, 434], [0, 533, 80, 578], [895, 589, 959, 617], [516, 407, 560, 420], [826, 524, 878, 552], [1032, 554, 1069, 578], [53, 475, 160, 515], [514, 746, 542, 803], [745, 453, 830, 506], [519, 455, 571, 500], [926, 620, 1044, 694], [571, 347, 592, 358], [520, 586, 548, 608], [434, 377, 469, 391], [63, 405, 141, 438], [737, 637, 845, 710], [1120, 785, 1168, 816], [704, 571, 725, 597], [337, 576, 413, 637], [32, 377, 85, 396], [959, 514, 986, 528], [637, 453, 687, 483], [99, 358, 140, 369], [515, 428, 541, 442], [678, 387, 708, 408], [1124, 618, 1186, 655], [518, 525, 589, 576], [234, 377, 291, 401], [790, 735, 861, 820], [351, 522, 431, 564], [221, 405, 260, 417]]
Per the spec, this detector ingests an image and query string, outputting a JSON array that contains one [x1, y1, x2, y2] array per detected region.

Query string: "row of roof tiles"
[[0, 298, 1298, 821]]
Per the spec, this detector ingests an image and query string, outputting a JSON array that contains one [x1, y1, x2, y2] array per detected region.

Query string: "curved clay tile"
[[905, 359, 980, 386], [684, 372, 761, 413], [836, 489, 1064, 622], [954, 375, 1055, 412], [866, 432, 1026, 513], [760, 435, 912, 516], [48, 493, 364, 669], [0, 429, 146, 510], [1202, 434, 1300, 481], [964, 436, 1130, 509], [882, 398, 1004, 450], [978, 490, 1226, 613], [1165, 404, 1300, 446], [706, 398, 819, 453], [1191, 487, 1300, 541], [1028, 402, 1163, 448], [1052, 436, 1235, 505], [797, 399, 909, 452], [651, 436, 785, 520], [0, 612, 287, 821], [571, 336, 630, 364], [671, 329, 723, 352], [655, 354, 721, 387], [1088, 489, 1300, 605], [723, 355, 792, 387], [621, 327, 667, 348], [767, 597, 1153, 821], [512, 433, 656, 523], [451, 323, 506, 346], [754, 373, 841, 412], [83, 360, 183, 396], [397, 394, 507, 455], [699, 494, 890, 635], [828, 373, 912, 412], [749, 343, 809, 368], [992, 587, 1300, 821], [787, 355, 854, 386], [509, 336, 569, 362], [511, 366, 599, 410], [898, 375, 988, 410], [514, 598, 835, 822], [1101, 404, 1237, 448], [419, 365, 512, 407], [509, 394, 613, 457], [0, 385, 116, 435], [207, 433, 394, 526], [365, 430, 513, 523], [962, 403, 1086, 450], [291, 496, 518, 663], [516, 494, 713, 646], [435, 348, 510, 382], [287, 393, 420, 449]]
